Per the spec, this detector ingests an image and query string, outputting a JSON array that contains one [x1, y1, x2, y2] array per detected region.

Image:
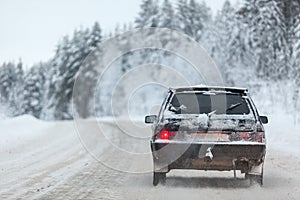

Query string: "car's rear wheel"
[[245, 167, 263, 186], [153, 172, 166, 186]]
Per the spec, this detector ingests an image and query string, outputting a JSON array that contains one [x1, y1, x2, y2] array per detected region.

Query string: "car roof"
[[170, 85, 248, 94]]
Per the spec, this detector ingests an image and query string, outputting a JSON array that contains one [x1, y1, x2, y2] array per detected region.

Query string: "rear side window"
[[169, 93, 250, 115]]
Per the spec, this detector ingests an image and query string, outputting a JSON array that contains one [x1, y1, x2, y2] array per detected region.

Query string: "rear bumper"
[[151, 141, 266, 173]]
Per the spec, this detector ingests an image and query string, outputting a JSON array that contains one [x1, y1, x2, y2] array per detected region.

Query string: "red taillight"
[[159, 130, 176, 140], [233, 132, 264, 143], [230, 132, 264, 143], [161, 130, 170, 140], [241, 132, 249, 139]]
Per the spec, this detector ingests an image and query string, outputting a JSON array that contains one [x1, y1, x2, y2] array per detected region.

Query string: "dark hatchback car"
[[145, 86, 268, 186]]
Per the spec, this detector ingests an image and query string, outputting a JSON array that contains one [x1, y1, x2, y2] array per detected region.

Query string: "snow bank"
[[0, 112, 6, 120], [0, 115, 95, 199], [0, 115, 50, 152], [265, 111, 300, 158]]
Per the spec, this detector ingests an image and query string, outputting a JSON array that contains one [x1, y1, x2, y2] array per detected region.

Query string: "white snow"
[[167, 114, 209, 129], [264, 111, 300, 159], [1, 111, 300, 199], [163, 112, 255, 131], [0, 115, 48, 152], [0, 116, 94, 199]]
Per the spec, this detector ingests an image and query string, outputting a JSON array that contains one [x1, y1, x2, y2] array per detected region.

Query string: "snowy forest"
[[1, 0, 300, 120]]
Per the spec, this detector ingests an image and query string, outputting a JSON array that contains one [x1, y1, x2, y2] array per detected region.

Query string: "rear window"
[[169, 92, 250, 115]]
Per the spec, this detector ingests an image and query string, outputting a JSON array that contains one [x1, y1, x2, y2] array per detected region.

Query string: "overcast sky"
[[0, 0, 237, 67]]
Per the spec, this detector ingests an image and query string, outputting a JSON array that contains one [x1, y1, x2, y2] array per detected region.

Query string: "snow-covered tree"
[[0, 63, 15, 102], [21, 64, 45, 118], [135, 0, 160, 28], [292, 12, 300, 112], [177, 0, 211, 41], [201, 1, 252, 85], [88, 22, 102, 49], [159, 0, 177, 29], [0, 61, 25, 116], [11, 60, 24, 115], [43, 30, 89, 119], [42, 22, 104, 119], [74, 23, 104, 118], [2, 1, 300, 120], [238, 0, 287, 79]]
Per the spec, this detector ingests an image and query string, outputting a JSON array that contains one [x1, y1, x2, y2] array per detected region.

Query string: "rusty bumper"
[[151, 141, 266, 173]]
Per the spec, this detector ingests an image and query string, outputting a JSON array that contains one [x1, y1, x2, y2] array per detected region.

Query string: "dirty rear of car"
[[145, 86, 268, 186]]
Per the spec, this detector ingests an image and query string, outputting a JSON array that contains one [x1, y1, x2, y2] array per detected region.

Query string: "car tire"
[[153, 172, 166, 186], [245, 171, 263, 186]]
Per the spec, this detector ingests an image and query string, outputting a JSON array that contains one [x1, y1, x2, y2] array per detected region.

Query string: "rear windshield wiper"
[[226, 102, 242, 112]]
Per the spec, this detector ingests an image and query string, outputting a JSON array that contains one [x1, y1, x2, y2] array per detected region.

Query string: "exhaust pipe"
[[232, 159, 237, 179]]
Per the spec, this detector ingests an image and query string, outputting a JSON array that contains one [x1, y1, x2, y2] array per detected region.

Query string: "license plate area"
[[190, 133, 230, 142]]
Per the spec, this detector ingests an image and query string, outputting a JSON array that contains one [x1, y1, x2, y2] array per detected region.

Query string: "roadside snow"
[[0, 112, 6, 120], [0, 116, 93, 199], [265, 111, 300, 159], [1, 112, 300, 199], [0, 115, 50, 153]]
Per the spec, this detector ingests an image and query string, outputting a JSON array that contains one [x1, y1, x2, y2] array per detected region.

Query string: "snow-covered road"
[[1, 115, 300, 199]]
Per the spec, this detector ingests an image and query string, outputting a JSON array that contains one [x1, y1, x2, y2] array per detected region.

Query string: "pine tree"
[[88, 22, 102, 50], [0, 63, 14, 103], [74, 23, 103, 118], [43, 23, 105, 119], [44, 29, 91, 119], [292, 12, 300, 112], [201, 0, 239, 84], [0, 61, 24, 116], [177, 0, 211, 41], [21, 63, 45, 118], [11, 60, 24, 115], [277, 0, 300, 79], [55, 29, 91, 119], [159, 0, 177, 29], [135, 0, 160, 28], [238, 0, 286, 79]]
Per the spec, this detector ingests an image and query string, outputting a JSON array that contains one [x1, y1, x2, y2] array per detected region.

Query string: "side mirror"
[[145, 115, 157, 124], [260, 116, 268, 124]]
